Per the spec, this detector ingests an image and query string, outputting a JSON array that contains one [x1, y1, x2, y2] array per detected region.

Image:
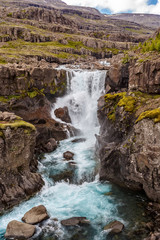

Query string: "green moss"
[[0, 131, 4, 138], [136, 109, 160, 123], [105, 92, 125, 101], [118, 95, 136, 112], [0, 120, 36, 131], [27, 88, 44, 98], [7, 13, 13, 17], [122, 54, 130, 64]]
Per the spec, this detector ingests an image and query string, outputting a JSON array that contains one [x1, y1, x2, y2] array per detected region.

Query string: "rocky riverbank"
[[0, 112, 44, 213]]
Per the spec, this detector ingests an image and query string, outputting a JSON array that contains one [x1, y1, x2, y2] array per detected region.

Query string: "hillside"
[[110, 13, 160, 30], [0, 0, 157, 66]]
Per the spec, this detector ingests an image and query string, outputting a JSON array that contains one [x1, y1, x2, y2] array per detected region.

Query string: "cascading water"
[[0, 67, 150, 240]]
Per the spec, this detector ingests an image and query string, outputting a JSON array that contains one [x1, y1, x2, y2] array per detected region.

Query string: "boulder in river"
[[61, 217, 90, 226], [54, 106, 71, 123], [63, 151, 74, 160], [71, 138, 86, 143], [44, 138, 57, 153], [104, 220, 124, 234], [22, 205, 49, 224], [5, 220, 36, 239], [51, 169, 74, 183]]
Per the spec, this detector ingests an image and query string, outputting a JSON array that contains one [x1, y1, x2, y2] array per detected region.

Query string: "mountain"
[[0, 0, 159, 66], [110, 13, 160, 30]]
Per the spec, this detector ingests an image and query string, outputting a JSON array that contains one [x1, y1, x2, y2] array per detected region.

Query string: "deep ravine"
[[0, 67, 151, 240]]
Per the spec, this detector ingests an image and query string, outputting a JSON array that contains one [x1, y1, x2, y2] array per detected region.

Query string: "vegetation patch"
[[0, 120, 36, 131], [137, 33, 160, 53], [136, 109, 160, 123], [105, 91, 160, 123]]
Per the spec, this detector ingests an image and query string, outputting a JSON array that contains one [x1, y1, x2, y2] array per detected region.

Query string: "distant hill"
[[110, 13, 160, 30]]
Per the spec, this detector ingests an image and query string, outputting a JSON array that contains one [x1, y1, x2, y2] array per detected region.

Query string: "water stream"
[[0, 67, 150, 240]]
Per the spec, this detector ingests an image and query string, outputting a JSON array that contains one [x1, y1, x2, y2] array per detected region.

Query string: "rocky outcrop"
[[22, 205, 49, 224], [97, 92, 160, 202], [54, 106, 71, 123], [5, 220, 36, 239], [61, 217, 90, 226], [0, 112, 44, 212], [105, 54, 129, 93], [129, 58, 160, 94], [104, 221, 124, 234], [106, 54, 160, 95], [0, 64, 67, 97], [0, 64, 78, 153]]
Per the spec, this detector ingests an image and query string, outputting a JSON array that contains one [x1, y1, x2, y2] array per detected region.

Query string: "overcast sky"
[[62, 0, 160, 14]]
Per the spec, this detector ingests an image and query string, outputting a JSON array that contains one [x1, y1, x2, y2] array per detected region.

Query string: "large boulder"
[[5, 220, 36, 239], [104, 221, 124, 234], [51, 169, 74, 183], [22, 205, 49, 224], [54, 107, 71, 123], [61, 217, 90, 226], [43, 138, 57, 153], [63, 151, 74, 160]]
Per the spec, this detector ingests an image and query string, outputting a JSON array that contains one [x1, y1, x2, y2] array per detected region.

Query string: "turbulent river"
[[0, 67, 150, 240]]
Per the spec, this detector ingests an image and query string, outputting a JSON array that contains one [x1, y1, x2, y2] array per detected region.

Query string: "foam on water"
[[0, 67, 149, 240]]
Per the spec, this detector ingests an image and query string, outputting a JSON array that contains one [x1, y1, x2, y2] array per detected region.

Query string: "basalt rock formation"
[[97, 91, 160, 202], [0, 112, 44, 212]]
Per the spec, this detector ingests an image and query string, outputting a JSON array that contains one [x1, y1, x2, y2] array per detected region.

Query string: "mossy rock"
[[104, 91, 160, 124], [0, 120, 36, 131], [136, 108, 160, 123]]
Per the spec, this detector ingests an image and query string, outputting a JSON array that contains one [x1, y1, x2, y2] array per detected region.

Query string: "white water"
[[0, 67, 148, 240]]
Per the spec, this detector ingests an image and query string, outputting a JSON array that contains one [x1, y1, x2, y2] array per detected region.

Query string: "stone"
[[22, 205, 49, 224], [104, 221, 124, 234], [44, 138, 57, 153], [51, 170, 74, 182], [71, 138, 86, 143], [54, 107, 71, 123], [61, 217, 90, 226], [63, 151, 74, 160], [5, 220, 36, 239]]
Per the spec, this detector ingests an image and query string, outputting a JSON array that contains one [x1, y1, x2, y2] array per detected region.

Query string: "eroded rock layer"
[[97, 92, 160, 202], [0, 112, 44, 212]]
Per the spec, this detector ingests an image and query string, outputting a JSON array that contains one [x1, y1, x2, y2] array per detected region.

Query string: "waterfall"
[[0, 67, 149, 240], [52, 68, 106, 137]]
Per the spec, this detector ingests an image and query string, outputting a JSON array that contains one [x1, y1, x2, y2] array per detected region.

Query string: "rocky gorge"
[[0, 0, 160, 239]]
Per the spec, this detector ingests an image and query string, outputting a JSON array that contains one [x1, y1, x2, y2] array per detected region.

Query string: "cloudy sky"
[[62, 0, 160, 14]]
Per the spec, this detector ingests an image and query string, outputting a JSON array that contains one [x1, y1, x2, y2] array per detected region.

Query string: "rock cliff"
[[0, 112, 44, 213], [97, 92, 160, 202]]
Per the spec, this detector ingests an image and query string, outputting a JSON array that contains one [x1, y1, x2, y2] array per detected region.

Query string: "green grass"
[[138, 33, 160, 53]]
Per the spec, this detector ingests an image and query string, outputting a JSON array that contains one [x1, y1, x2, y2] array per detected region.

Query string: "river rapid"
[[0, 67, 150, 240]]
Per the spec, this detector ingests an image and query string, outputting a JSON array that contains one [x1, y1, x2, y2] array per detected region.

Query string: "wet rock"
[[61, 217, 90, 226], [43, 138, 57, 153], [71, 138, 86, 143], [54, 107, 71, 123], [68, 161, 77, 167], [22, 205, 49, 224], [5, 220, 36, 239], [51, 170, 74, 182], [63, 151, 74, 160], [104, 220, 124, 234]]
